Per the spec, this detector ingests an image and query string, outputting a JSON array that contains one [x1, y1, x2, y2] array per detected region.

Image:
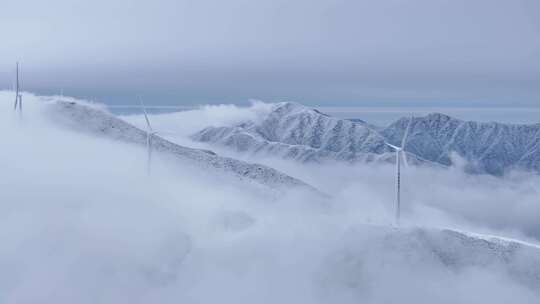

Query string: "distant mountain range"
[[383, 113, 540, 175], [43, 100, 320, 193], [192, 102, 540, 175], [192, 102, 427, 165]]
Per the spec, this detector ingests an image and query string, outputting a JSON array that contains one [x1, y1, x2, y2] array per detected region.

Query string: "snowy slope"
[[382, 113, 540, 175], [192, 102, 425, 164], [330, 225, 540, 291], [193, 103, 540, 174], [43, 100, 320, 193]]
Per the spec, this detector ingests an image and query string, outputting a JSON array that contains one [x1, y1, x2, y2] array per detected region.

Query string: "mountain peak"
[[424, 112, 456, 122], [272, 102, 323, 116], [193, 102, 540, 175], [382, 111, 540, 174], [193, 102, 391, 163], [273, 101, 305, 111]]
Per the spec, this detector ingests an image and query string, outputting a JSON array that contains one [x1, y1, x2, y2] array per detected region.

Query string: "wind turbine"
[[384, 116, 413, 225], [139, 98, 157, 175], [13, 62, 22, 115]]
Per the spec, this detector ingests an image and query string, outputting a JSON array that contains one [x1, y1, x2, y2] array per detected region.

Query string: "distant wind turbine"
[[13, 62, 22, 115], [137, 100, 186, 175], [139, 98, 158, 175], [384, 116, 413, 225]]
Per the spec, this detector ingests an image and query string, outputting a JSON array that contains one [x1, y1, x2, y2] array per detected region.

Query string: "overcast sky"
[[1, 0, 539, 107]]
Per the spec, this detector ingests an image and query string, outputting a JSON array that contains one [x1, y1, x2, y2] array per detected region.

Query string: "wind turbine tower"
[[14, 62, 23, 115], [384, 116, 413, 225]]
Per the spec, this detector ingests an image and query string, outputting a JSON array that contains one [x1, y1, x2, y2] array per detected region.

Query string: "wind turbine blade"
[[19, 62, 22, 92], [402, 150, 409, 168], [139, 97, 153, 132], [16, 62, 19, 91], [385, 142, 401, 151], [18, 62, 22, 114], [14, 62, 19, 109], [155, 130, 181, 136], [401, 116, 413, 148]]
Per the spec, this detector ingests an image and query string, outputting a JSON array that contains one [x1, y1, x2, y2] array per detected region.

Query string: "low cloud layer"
[[125, 102, 540, 242], [1, 92, 539, 303]]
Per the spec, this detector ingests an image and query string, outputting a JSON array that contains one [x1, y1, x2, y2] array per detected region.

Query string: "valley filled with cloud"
[[1, 92, 539, 303]]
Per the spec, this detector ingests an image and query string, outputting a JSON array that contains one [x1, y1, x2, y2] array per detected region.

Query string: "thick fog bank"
[[1, 93, 539, 303], [124, 102, 540, 242]]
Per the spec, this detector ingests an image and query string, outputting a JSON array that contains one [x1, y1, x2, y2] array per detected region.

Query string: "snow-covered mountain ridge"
[[332, 225, 540, 291], [383, 113, 540, 175], [192, 102, 540, 175], [193, 102, 426, 165], [43, 100, 320, 193]]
